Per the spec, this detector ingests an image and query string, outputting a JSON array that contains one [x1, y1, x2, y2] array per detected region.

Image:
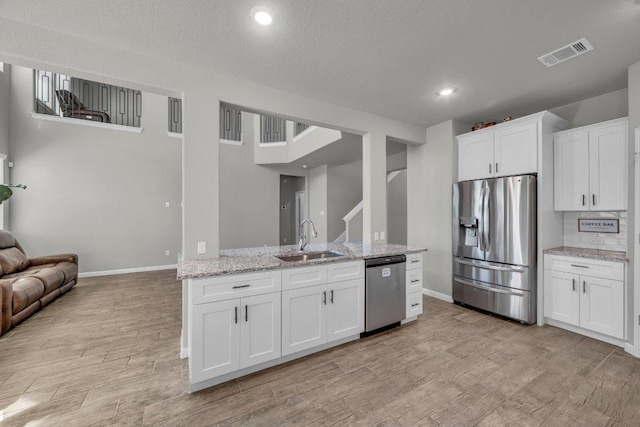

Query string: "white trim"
[[423, 288, 454, 303], [625, 342, 637, 357], [168, 131, 183, 139], [220, 138, 243, 146], [343, 200, 363, 222], [545, 318, 626, 348], [292, 125, 317, 143], [259, 141, 287, 147], [78, 264, 176, 278], [30, 112, 144, 133], [634, 127, 640, 358]]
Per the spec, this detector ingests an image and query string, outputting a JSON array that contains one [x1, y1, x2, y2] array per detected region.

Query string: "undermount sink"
[[276, 251, 345, 262]]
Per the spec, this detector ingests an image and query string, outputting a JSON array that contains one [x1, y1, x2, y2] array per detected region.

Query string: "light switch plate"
[[165, 202, 171, 208]]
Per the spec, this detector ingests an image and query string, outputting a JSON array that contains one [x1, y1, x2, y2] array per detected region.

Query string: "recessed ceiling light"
[[251, 7, 273, 25], [437, 88, 456, 96]]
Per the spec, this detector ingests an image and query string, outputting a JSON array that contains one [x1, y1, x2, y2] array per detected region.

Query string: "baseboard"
[[624, 342, 639, 358], [78, 264, 177, 278], [545, 318, 626, 348], [423, 288, 454, 303]]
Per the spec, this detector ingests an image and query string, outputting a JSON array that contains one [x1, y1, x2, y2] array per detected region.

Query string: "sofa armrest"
[[30, 254, 78, 266], [0, 280, 13, 336]]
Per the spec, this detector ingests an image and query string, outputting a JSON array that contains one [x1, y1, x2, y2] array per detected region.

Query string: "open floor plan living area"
[[2, 1, 640, 425]]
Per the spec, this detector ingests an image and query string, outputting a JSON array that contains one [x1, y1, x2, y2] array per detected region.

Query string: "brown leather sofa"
[[0, 230, 78, 336]]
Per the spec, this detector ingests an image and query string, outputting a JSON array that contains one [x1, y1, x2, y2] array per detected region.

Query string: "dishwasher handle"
[[365, 254, 406, 268]]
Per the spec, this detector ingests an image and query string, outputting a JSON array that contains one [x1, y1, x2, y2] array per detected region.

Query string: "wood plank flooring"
[[1, 270, 640, 426]]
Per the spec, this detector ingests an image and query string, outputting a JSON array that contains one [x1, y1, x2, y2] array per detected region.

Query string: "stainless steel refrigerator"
[[452, 175, 537, 324]]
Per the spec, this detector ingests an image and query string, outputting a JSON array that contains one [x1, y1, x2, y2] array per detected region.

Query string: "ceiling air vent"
[[537, 38, 594, 67]]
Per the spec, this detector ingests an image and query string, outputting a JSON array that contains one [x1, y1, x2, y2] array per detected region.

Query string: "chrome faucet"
[[298, 219, 318, 251]]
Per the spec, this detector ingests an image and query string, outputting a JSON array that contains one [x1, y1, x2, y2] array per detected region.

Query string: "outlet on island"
[[197, 241, 207, 254]]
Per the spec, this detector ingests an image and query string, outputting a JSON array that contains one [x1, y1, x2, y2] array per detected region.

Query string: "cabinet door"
[[588, 123, 628, 210], [579, 276, 624, 339], [240, 293, 281, 369], [327, 279, 364, 342], [554, 131, 590, 211], [190, 299, 240, 383], [282, 285, 327, 356], [494, 122, 538, 177], [543, 270, 579, 326], [458, 133, 495, 181]]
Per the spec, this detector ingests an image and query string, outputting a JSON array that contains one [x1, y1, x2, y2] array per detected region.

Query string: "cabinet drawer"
[[406, 253, 422, 271], [327, 261, 364, 283], [406, 291, 423, 318], [190, 271, 281, 305], [544, 255, 624, 281], [406, 268, 423, 293], [282, 265, 328, 290]]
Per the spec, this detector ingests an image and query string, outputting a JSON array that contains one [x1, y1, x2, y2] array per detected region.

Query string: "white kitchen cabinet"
[[281, 285, 328, 356], [190, 293, 282, 384], [543, 254, 624, 341], [240, 293, 281, 368], [282, 278, 365, 356], [543, 270, 580, 326], [190, 299, 240, 383], [458, 132, 494, 181], [457, 112, 565, 182], [405, 254, 424, 320], [494, 122, 538, 178], [579, 275, 624, 338], [327, 279, 365, 342], [554, 117, 628, 211]]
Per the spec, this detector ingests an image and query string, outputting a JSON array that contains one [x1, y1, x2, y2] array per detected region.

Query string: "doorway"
[[280, 175, 306, 245]]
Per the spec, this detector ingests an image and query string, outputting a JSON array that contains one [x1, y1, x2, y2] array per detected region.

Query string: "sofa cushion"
[[0, 247, 31, 275], [12, 277, 44, 315], [0, 230, 16, 249], [31, 269, 65, 295], [55, 262, 78, 283]]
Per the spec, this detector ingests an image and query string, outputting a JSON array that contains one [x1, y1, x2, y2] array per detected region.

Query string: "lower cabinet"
[[544, 255, 624, 340], [190, 292, 281, 384], [282, 278, 364, 356], [405, 257, 423, 319]]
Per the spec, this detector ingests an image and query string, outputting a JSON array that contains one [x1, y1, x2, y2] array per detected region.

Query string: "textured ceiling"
[[1, 0, 639, 127]]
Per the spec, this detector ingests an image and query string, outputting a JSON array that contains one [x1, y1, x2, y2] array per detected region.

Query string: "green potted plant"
[[0, 184, 27, 204]]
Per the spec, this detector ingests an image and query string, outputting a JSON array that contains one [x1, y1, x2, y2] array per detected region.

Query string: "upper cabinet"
[[457, 111, 567, 182], [554, 118, 628, 211]]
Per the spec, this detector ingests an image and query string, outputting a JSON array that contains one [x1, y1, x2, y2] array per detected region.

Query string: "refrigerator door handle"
[[482, 185, 490, 252], [453, 257, 526, 273], [454, 277, 525, 296], [478, 188, 485, 251]]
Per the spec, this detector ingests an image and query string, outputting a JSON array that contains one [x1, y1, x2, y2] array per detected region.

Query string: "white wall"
[[387, 169, 407, 245], [9, 65, 182, 273], [309, 165, 328, 242], [0, 63, 10, 156], [327, 160, 363, 242], [628, 61, 640, 345], [219, 112, 281, 249], [408, 120, 465, 299], [550, 88, 628, 128]]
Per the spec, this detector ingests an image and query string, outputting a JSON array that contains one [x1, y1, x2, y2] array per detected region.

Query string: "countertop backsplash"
[[563, 211, 627, 252]]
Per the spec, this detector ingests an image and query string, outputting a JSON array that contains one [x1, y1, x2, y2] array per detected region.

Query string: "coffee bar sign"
[[578, 219, 619, 233]]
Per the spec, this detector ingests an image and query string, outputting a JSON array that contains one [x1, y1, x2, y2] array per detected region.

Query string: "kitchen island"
[[180, 242, 426, 392]]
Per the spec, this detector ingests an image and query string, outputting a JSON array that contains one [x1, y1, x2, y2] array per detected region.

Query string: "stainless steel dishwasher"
[[364, 254, 406, 334]]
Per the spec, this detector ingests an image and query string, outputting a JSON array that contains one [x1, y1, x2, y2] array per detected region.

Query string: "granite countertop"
[[544, 246, 628, 263], [177, 242, 426, 279]]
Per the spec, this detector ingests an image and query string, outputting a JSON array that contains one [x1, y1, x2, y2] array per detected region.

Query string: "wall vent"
[[537, 38, 594, 67]]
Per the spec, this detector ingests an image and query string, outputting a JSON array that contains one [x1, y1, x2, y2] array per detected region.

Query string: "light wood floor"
[[1, 270, 640, 426]]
